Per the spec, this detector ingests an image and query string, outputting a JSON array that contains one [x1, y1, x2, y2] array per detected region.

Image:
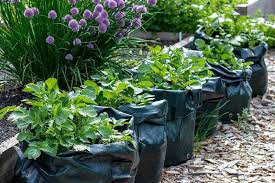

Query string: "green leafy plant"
[[0, 0, 152, 89], [0, 78, 135, 160], [233, 108, 250, 131], [195, 39, 252, 70], [76, 69, 155, 108], [135, 46, 213, 90], [198, 13, 268, 48]]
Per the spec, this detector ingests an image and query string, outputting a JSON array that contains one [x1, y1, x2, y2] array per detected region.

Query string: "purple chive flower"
[[137, 5, 147, 14], [79, 19, 87, 26], [64, 14, 73, 22], [24, 8, 34, 18], [48, 10, 57, 20], [115, 12, 125, 20], [68, 0, 77, 4], [70, 7, 79, 15], [108, 0, 117, 9], [104, 0, 110, 7], [115, 0, 124, 7], [68, 19, 80, 32], [147, 0, 157, 6], [83, 9, 92, 19], [87, 42, 94, 49], [117, 19, 125, 27], [32, 7, 39, 15], [93, 0, 100, 4], [73, 38, 81, 46], [131, 5, 138, 12], [95, 4, 104, 12], [92, 11, 100, 19], [101, 10, 109, 18], [116, 29, 128, 38], [131, 18, 142, 29], [46, 36, 55, 44], [65, 54, 73, 61], [98, 23, 107, 33], [101, 18, 110, 27]]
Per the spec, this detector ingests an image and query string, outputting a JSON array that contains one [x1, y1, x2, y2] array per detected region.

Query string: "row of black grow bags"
[[207, 64, 253, 123], [182, 48, 252, 123], [190, 29, 268, 97], [0, 107, 139, 183]]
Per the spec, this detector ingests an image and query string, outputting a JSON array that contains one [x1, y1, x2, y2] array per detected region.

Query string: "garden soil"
[[161, 50, 275, 183]]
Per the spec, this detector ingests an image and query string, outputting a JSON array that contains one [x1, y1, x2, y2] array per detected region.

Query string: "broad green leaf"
[[45, 78, 59, 91], [78, 106, 97, 117], [24, 146, 41, 160], [98, 126, 112, 138], [0, 106, 16, 120], [17, 131, 33, 141]]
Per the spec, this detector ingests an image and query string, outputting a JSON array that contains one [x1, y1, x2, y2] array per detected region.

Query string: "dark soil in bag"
[[150, 89, 201, 167], [118, 100, 168, 183], [196, 77, 226, 137], [207, 64, 252, 123], [234, 43, 268, 97], [0, 107, 139, 183]]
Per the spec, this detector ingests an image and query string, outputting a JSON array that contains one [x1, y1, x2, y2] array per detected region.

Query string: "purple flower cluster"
[[46, 36, 55, 44], [24, 7, 39, 18], [48, 10, 57, 20]]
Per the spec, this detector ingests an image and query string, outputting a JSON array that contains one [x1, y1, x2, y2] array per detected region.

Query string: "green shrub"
[[0, 78, 135, 160], [143, 0, 246, 33], [0, 0, 152, 89]]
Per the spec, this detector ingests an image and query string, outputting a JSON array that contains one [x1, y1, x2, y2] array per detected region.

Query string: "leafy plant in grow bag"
[[0, 78, 135, 159], [195, 39, 252, 70], [135, 46, 213, 90], [198, 14, 268, 48], [79, 69, 155, 108], [0, 0, 153, 90]]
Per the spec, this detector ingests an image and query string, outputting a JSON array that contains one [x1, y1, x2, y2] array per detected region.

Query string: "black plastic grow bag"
[[0, 107, 139, 183], [196, 77, 226, 137], [234, 43, 268, 97], [149, 89, 201, 167], [207, 63, 252, 123], [118, 100, 168, 183]]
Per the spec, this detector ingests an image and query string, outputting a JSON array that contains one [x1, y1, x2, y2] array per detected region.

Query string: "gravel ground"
[[161, 50, 275, 182], [0, 87, 23, 144]]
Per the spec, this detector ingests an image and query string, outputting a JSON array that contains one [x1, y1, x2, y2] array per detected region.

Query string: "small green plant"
[[195, 39, 252, 70], [135, 46, 213, 90], [195, 104, 221, 142], [233, 108, 250, 131], [0, 78, 135, 160]]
